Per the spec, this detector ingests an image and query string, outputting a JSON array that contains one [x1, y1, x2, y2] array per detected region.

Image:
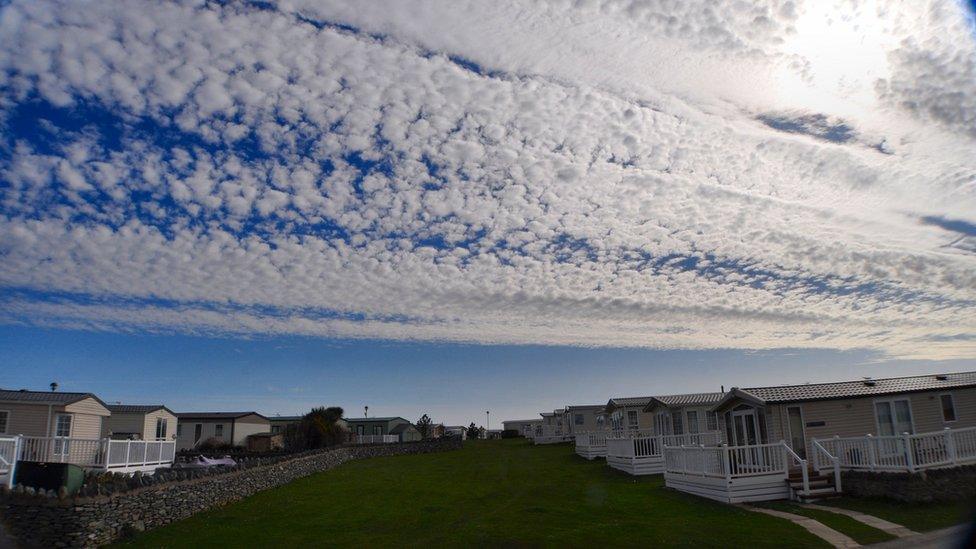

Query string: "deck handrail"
[[664, 441, 800, 480], [811, 438, 842, 493], [10, 435, 176, 472], [605, 428, 655, 440], [781, 440, 809, 497], [575, 431, 609, 447], [812, 426, 976, 473], [353, 434, 398, 444], [0, 436, 21, 489]]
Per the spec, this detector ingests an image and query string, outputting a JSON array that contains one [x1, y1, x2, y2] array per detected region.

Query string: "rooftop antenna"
[[721, 385, 724, 392], [50, 382, 58, 392]]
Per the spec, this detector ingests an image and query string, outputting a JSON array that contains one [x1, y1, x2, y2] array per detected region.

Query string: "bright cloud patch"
[[0, 0, 974, 359]]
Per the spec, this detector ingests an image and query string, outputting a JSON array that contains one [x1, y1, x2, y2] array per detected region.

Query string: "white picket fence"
[[663, 441, 810, 503], [1, 435, 176, 487], [812, 427, 976, 473], [352, 434, 398, 444]]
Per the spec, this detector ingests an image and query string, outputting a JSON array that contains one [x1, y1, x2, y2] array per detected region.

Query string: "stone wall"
[[0, 439, 461, 548], [842, 464, 976, 502]]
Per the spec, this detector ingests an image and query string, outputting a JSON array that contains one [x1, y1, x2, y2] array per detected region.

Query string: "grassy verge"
[[816, 496, 976, 533], [752, 501, 895, 545], [115, 439, 828, 548]]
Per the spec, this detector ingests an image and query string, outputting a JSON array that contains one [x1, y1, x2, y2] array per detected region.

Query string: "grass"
[[817, 496, 976, 533], [116, 439, 829, 548], [751, 501, 896, 545]]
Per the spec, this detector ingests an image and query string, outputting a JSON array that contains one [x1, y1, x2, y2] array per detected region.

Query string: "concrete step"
[[793, 486, 842, 503]]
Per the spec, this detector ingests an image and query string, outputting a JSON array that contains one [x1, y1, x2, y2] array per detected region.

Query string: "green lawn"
[[752, 501, 896, 545], [117, 439, 829, 548], [817, 496, 976, 533]]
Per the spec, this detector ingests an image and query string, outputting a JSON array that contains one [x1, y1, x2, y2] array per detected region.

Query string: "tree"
[[416, 414, 433, 439], [466, 422, 483, 440], [285, 406, 348, 451]]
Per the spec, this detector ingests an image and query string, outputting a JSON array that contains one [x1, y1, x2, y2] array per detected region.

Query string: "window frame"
[[671, 411, 684, 435], [686, 410, 700, 434], [214, 423, 224, 438], [940, 393, 958, 423], [0, 410, 8, 435], [373, 425, 383, 436], [626, 410, 639, 428], [574, 413, 584, 426], [873, 397, 915, 436], [54, 413, 72, 437], [706, 411, 718, 431], [155, 418, 168, 440]]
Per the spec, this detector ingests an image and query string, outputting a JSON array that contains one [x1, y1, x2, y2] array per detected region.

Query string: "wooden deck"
[[663, 441, 840, 503]]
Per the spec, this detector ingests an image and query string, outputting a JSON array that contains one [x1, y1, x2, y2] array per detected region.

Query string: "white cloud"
[[0, 0, 974, 360]]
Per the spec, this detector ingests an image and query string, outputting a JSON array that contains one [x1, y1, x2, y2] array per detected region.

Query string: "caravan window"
[[55, 414, 72, 437], [941, 394, 957, 422], [875, 399, 913, 436], [671, 412, 683, 435], [155, 418, 168, 440], [626, 410, 639, 428], [706, 411, 718, 431]]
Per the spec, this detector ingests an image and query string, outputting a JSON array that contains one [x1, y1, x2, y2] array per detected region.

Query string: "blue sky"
[[1, 1, 975, 426], [2, 326, 973, 426]]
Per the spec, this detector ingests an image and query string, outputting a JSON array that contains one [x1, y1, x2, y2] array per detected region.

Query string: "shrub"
[[284, 407, 349, 452], [197, 437, 235, 452]]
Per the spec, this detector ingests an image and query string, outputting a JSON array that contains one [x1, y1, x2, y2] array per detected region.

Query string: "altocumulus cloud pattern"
[[0, 0, 974, 359]]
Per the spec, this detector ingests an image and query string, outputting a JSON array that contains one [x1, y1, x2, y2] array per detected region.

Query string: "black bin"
[[14, 461, 85, 494]]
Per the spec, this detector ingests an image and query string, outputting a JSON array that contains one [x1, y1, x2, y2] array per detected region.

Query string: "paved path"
[[870, 524, 970, 549], [800, 504, 917, 538], [743, 506, 861, 548]]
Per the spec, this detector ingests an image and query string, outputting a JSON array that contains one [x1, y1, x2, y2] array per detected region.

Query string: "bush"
[[283, 407, 349, 452], [196, 437, 235, 453]]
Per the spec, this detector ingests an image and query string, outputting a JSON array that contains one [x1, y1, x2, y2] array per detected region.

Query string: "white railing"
[[575, 431, 609, 448], [665, 441, 796, 479], [0, 436, 21, 488], [783, 442, 810, 496], [661, 431, 723, 447], [353, 434, 398, 444], [813, 427, 976, 473], [105, 440, 177, 468], [606, 428, 654, 439], [5, 436, 176, 474], [605, 430, 723, 456], [812, 438, 842, 493], [20, 436, 105, 466], [607, 434, 662, 458]]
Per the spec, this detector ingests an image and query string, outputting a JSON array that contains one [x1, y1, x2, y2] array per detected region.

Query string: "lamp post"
[[486, 410, 490, 437], [364, 405, 368, 418]]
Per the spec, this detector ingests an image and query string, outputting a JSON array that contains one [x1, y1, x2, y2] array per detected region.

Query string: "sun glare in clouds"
[[0, 0, 974, 360], [774, 0, 893, 117]]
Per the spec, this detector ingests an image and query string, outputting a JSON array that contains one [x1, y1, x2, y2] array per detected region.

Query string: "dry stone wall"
[[0, 439, 461, 547]]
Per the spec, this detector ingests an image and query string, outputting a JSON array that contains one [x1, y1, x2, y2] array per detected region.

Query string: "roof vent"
[[19, 388, 27, 392], [936, 374, 948, 381], [863, 379, 876, 387]]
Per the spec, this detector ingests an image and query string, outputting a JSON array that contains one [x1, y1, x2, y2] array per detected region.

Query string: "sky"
[[0, 0, 975, 426]]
